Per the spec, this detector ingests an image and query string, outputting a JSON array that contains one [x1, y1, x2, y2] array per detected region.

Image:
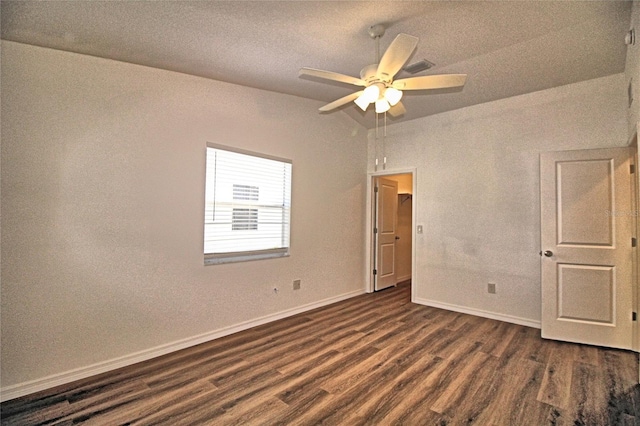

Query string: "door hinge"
[[373, 269, 377, 275], [374, 227, 378, 234], [633, 312, 637, 321], [374, 186, 379, 193], [631, 164, 636, 174], [633, 237, 637, 248]]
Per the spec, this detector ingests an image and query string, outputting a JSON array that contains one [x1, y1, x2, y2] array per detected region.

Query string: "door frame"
[[629, 130, 639, 353], [365, 167, 417, 300]]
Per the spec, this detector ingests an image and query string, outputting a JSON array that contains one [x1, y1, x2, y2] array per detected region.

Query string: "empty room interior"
[[2, 1, 640, 424]]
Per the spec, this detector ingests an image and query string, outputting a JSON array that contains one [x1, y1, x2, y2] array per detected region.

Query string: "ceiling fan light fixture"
[[384, 87, 403, 106], [300, 28, 467, 116], [375, 98, 391, 113], [362, 85, 380, 103], [354, 94, 370, 111]]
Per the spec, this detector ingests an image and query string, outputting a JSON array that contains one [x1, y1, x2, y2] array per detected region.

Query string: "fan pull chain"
[[382, 111, 387, 170], [375, 112, 380, 171]]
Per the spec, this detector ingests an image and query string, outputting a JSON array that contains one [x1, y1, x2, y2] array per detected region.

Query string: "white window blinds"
[[204, 144, 292, 263]]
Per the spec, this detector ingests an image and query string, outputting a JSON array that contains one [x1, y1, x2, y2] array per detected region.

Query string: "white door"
[[374, 177, 398, 291], [540, 147, 634, 350]]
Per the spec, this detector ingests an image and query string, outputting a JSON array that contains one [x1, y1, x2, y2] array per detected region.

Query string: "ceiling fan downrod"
[[368, 24, 386, 64]]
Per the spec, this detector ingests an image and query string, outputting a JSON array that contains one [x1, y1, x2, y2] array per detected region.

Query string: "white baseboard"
[[0, 289, 364, 402], [412, 297, 541, 329]]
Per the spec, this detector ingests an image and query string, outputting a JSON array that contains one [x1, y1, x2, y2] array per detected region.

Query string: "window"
[[204, 143, 292, 264], [231, 208, 258, 230], [233, 184, 259, 201]]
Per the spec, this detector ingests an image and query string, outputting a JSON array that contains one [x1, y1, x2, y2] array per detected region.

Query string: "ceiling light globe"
[[362, 85, 380, 103], [354, 94, 370, 111], [375, 98, 390, 114], [384, 87, 403, 106]]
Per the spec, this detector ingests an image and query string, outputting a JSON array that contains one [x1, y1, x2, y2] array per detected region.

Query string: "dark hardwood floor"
[[2, 282, 639, 425]]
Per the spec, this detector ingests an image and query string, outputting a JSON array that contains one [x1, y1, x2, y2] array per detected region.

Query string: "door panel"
[[375, 177, 398, 291], [380, 244, 395, 278], [557, 159, 613, 246], [541, 147, 633, 350], [557, 264, 614, 324]]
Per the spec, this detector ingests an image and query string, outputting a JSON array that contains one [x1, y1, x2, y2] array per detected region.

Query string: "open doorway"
[[368, 171, 415, 294]]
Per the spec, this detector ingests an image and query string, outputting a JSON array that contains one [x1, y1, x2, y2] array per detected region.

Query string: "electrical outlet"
[[488, 283, 496, 294], [293, 279, 301, 290]]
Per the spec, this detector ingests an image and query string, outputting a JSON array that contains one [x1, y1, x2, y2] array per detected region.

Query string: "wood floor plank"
[[519, 326, 555, 364], [364, 356, 448, 424], [319, 345, 399, 395], [443, 311, 472, 331], [82, 379, 216, 426], [276, 345, 381, 405], [2, 282, 638, 426], [166, 349, 340, 426], [263, 387, 331, 426], [473, 356, 549, 425], [384, 343, 492, 424], [321, 319, 443, 396], [274, 343, 348, 376], [331, 321, 406, 354], [213, 395, 289, 426], [537, 342, 576, 410], [0, 400, 71, 426], [429, 349, 495, 414], [561, 360, 609, 426], [41, 380, 153, 425], [349, 355, 444, 424], [479, 320, 520, 358], [573, 343, 601, 367], [600, 349, 640, 424], [291, 329, 443, 424]]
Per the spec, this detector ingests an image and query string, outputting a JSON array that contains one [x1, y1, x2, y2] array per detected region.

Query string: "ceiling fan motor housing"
[[360, 64, 390, 87]]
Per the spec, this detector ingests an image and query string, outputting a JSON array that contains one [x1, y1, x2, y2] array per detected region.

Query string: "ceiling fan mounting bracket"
[[368, 24, 386, 40]]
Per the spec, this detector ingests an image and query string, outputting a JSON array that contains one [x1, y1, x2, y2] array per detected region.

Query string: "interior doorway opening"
[[369, 171, 414, 294]]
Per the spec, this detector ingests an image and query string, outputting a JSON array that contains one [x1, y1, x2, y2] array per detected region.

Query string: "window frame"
[[203, 143, 292, 265]]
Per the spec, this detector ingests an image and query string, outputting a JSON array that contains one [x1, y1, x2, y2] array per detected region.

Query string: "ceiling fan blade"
[[319, 91, 364, 112], [393, 74, 467, 91], [300, 67, 366, 87], [388, 101, 406, 117], [376, 34, 419, 81]]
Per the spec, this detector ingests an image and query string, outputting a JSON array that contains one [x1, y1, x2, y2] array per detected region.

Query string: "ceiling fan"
[[299, 24, 467, 116]]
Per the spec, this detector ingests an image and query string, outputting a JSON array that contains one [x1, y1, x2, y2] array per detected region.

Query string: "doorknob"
[[543, 250, 553, 257], [395, 236, 400, 240]]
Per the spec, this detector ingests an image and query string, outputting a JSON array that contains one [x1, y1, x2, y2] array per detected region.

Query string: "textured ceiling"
[[0, 1, 633, 128]]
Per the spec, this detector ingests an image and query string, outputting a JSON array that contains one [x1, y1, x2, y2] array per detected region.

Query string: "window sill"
[[204, 251, 289, 265]]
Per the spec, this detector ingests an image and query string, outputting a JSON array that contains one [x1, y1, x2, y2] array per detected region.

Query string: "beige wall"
[[369, 73, 628, 325], [0, 41, 368, 394], [626, 1, 640, 139]]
